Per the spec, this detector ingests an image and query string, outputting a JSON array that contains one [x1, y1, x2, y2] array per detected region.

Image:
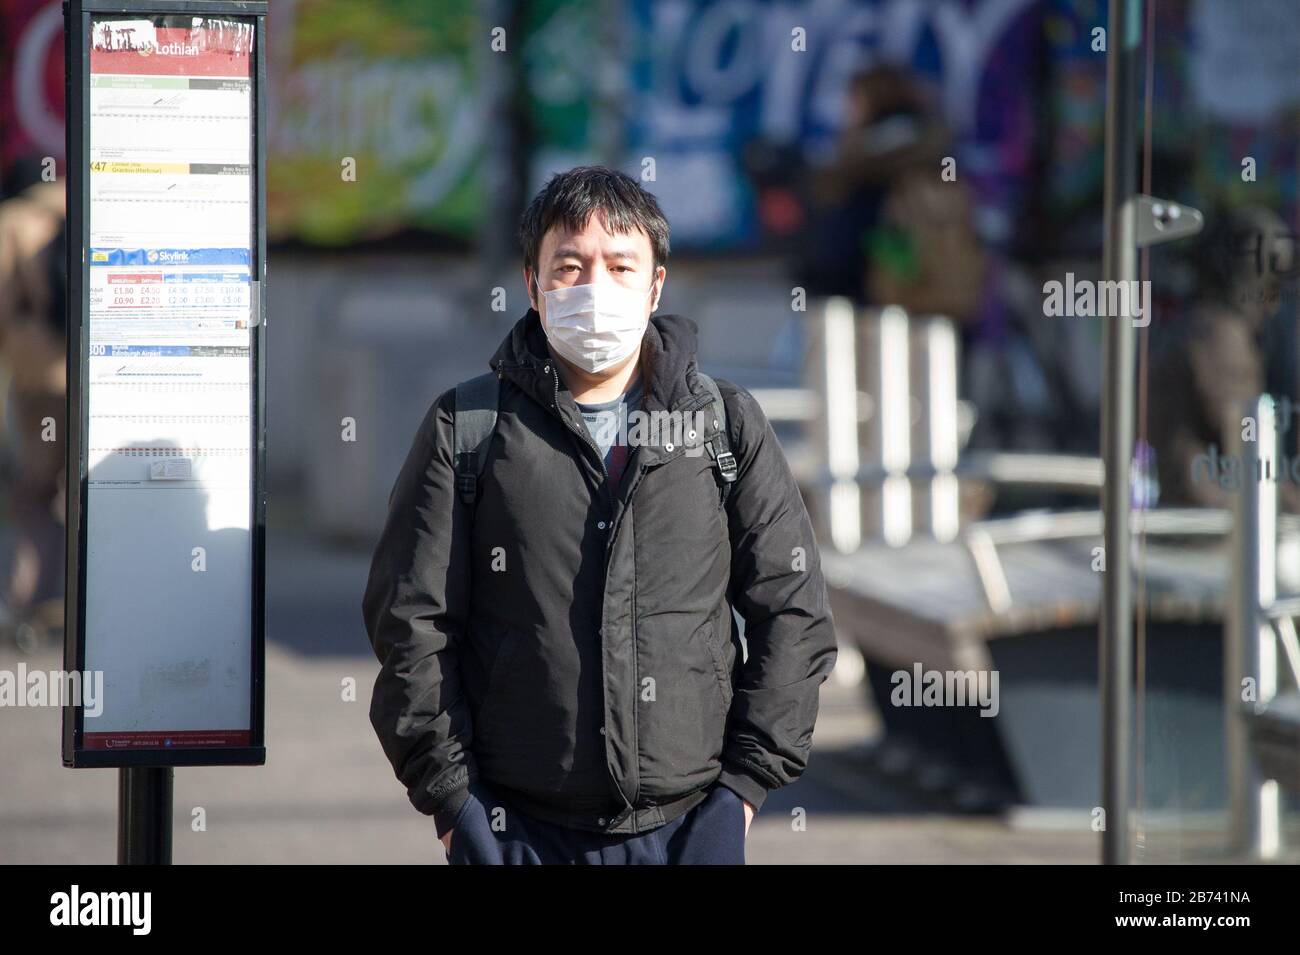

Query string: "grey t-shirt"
[[575, 376, 643, 486]]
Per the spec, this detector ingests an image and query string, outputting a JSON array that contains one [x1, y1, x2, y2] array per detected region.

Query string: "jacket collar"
[[488, 308, 707, 417]]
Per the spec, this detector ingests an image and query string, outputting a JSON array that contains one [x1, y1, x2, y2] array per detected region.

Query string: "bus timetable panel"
[[63, 1, 267, 768]]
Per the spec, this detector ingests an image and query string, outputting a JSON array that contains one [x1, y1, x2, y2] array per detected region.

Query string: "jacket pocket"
[[703, 621, 734, 711], [635, 616, 731, 794], [477, 625, 523, 724]]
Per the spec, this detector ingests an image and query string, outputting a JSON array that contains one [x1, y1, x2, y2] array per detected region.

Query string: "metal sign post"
[[62, 0, 269, 864], [118, 766, 173, 864]]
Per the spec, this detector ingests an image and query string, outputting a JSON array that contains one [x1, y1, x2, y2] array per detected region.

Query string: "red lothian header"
[[90, 23, 252, 77]]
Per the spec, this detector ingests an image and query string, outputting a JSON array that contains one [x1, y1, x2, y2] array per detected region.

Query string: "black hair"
[[518, 165, 670, 282]]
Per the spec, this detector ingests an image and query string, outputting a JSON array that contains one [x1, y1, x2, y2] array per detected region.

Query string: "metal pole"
[[1100, 0, 1142, 866], [1227, 400, 1262, 854], [1227, 396, 1280, 858], [118, 767, 173, 865]]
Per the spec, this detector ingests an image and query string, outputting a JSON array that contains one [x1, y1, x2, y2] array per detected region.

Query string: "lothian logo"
[[135, 41, 200, 57]]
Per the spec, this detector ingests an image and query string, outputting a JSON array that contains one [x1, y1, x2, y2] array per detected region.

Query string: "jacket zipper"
[[549, 361, 638, 823], [550, 363, 617, 514]]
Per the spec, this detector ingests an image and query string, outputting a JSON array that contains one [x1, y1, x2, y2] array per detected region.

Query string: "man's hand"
[[742, 799, 755, 836]]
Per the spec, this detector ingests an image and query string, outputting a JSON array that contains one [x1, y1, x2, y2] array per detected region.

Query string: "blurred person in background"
[[1149, 205, 1300, 512], [0, 159, 68, 639], [802, 63, 984, 323]]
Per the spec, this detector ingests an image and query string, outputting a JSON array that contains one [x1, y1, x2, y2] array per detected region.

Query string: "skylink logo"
[[1042, 273, 1152, 327], [50, 886, 151, 935], [889, 664, 1000, 717]]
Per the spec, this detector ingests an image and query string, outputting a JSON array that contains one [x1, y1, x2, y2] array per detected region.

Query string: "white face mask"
[[539, 277, 655, 374]]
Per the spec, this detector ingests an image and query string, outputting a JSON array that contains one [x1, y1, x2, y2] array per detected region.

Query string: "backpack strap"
[[453, 372, 500, 506], [694, 372, 738, 503]]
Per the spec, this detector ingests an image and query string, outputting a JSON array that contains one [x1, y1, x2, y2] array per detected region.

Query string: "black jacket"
[[362, 309, 837, 836]]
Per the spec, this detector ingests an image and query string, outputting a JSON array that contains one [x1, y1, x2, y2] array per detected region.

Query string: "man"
[[363, 166, 837, 864]]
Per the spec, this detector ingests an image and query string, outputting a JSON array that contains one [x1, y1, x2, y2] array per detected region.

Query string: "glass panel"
[[1137, 0, 1300, 862]]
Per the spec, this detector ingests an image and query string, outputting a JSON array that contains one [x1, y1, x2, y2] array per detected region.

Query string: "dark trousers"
[[447, 779, 747, 865]]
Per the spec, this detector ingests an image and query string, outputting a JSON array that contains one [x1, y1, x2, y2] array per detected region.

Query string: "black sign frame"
[[61, 0, 268, 769]]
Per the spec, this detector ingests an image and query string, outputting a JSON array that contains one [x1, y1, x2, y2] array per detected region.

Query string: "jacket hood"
[[489, 308, 704, 414]]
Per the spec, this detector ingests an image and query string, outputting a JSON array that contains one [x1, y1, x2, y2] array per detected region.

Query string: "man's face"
[[526, 212, 664, 327]]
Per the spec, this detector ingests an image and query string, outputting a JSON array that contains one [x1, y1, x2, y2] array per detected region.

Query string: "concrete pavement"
[[0, 532, 1104, 864]]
